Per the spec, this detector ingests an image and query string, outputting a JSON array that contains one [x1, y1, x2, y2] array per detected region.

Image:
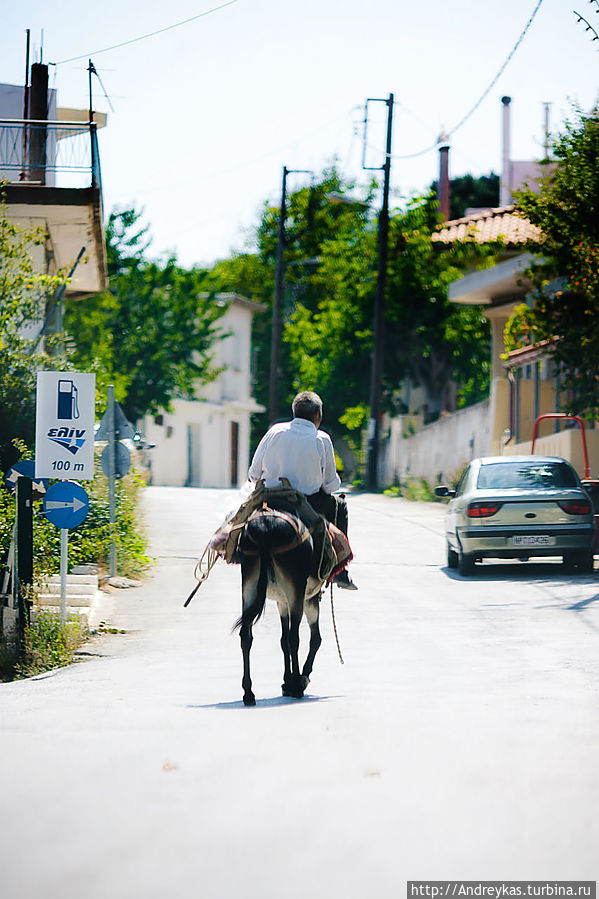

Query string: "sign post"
[[96, 386, 134, 577], [43, 480, 90, 622], [35, 372, 96, 480], [35, 372, 95, 623]]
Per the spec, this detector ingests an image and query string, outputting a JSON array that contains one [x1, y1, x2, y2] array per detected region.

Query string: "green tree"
[[195, 169, 495, 456], [284, 190, 494, 430], [508, 108, 599, 417], [431, 172, 500, 220], [0, 196, 65, 470], [66, 209, 226, 421]]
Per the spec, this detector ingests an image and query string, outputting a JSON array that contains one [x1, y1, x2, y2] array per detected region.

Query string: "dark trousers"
[[307, 489, 348, 536]]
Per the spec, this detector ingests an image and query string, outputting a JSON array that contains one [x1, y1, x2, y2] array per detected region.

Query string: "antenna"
[[88, 58, 115, 121]]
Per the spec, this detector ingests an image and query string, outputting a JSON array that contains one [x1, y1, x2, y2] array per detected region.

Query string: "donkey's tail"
[[233, 525, 270, 632]]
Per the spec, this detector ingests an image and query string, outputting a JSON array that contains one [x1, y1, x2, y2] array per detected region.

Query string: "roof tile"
[[432, 205, 541, 246]]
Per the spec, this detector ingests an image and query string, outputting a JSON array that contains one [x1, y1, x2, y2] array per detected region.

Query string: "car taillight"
[[467, 502, 503, 518], [558, 501, 592, 515]]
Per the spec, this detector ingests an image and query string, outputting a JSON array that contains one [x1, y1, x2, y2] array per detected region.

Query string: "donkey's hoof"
[[243, 692, 256, 706], [283, 674, 308, 699]]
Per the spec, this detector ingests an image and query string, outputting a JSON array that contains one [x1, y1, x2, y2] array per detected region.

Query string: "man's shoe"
[[334, 569, 358, 590]]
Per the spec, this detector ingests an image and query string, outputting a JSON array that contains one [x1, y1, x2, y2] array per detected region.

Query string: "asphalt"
[[1, 486, 598, 899]]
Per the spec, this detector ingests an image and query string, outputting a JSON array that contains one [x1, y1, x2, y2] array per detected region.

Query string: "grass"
[[0, 610, 89, 681], [383, 477, 439, 502]]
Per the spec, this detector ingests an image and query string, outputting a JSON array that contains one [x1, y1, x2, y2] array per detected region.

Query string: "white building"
[[141, 293, 266, 488]]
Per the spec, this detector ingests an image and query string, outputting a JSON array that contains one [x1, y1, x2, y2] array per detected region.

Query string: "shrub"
[[383, 477, 439, 502], [1, 451, 151, 584]]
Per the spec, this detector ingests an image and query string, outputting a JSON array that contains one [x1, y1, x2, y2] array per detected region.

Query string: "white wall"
[[381, 399, 492, 485], [141, 297, 264, 488]]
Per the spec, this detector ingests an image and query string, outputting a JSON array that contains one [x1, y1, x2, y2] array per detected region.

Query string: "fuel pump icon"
[[57, 379, 80, 420]]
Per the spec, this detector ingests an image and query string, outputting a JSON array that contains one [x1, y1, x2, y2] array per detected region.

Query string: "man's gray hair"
[[292, 390, 323, 422]]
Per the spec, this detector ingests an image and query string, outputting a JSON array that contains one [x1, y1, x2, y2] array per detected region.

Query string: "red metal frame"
[[531, 413, 590, 478]]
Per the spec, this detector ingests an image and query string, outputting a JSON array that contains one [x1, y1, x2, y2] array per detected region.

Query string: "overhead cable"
[[53, 0, 240, 65], [392, 0, 545, 160]]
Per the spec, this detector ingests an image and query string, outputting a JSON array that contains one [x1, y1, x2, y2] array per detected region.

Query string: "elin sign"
[[35, 371, 96, 480]]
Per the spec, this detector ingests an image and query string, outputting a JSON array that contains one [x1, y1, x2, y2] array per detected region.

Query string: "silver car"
[[435, 456, 595, 576]]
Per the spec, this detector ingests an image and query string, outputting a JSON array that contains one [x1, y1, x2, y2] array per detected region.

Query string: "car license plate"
[[511, 535, 551, 546]]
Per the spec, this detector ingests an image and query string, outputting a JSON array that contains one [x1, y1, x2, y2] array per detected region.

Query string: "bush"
[[1, 450, 151, 585], [383, 477, 439, 502], [0, 610, 89, 681]]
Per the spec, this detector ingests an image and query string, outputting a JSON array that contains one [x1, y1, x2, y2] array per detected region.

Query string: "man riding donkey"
[[245, 390, 357, 590], [185, 390, 355, 703], [185, 389, 356, 601]]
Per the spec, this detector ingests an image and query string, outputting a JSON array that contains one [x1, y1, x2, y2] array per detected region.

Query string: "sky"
[[1, 0, 597, 269]]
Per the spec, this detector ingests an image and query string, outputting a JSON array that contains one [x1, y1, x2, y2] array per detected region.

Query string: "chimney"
[[500, 96, 512, 206], [543, 101, 551, 159], [29, 63, 49, 185], [438, 137, 450, 221]]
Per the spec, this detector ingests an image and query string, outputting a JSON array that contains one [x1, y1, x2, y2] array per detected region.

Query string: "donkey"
[[235, 499, 327, 706]]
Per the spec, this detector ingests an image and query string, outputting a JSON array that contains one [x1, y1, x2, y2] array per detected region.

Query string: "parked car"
[[435, 456, 595, 576]]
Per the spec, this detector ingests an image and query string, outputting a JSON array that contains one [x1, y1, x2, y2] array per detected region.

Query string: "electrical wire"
[[392, 0, 546, 160], [53, 0, 241, 65]]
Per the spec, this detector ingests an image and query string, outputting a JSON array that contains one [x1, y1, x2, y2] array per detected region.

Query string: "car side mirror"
[[435, 485, 455, 498]]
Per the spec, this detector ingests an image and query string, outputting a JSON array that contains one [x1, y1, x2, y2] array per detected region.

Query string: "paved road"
[[1, 487, 599, 898]]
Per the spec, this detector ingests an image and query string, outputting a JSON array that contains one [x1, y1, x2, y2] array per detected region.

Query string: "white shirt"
[[247, 417, 341, 496]]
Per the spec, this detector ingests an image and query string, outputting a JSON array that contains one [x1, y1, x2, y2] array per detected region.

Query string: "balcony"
[[0, 118, 108, 297], [0, 118, 102, 189]]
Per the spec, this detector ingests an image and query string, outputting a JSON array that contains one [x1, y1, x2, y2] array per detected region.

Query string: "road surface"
[[1, 487, 598, 898]]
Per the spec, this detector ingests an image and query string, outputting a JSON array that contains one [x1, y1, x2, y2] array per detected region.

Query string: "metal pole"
[[269, 165, 288, 424], [60, 528, 68, 624], [15, 478, 33, 644], [366, 93, 394, 491], [20, 29, 30, 182], [107, 385, 117, 577]]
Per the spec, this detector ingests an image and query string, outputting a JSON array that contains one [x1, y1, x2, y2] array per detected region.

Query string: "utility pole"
[[269, 165, 288, 424], [364, 93, 394, 490], [268, 165, 312, 424]]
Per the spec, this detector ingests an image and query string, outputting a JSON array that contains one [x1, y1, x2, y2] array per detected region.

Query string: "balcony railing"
[[0, 119, 102, 191]]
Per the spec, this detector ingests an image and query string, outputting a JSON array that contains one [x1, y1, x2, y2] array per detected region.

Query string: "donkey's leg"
[[301, 594, 322, 682], [277, 599, 292, 695], [239, 556, 261, 706], [285, 600, 305, 698], [240, 617, 255, 706]]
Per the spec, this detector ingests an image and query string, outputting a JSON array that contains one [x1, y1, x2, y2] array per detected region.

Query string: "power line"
[[53, 0, 241, 65], [392, 0, 545, 160]]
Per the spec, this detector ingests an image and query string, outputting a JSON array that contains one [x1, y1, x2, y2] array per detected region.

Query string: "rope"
[[329, 583, 344, 665], [183, 541, 220, 607]]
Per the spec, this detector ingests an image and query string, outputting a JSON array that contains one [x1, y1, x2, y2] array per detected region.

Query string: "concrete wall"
[[381, 398, 491, 485], [503, 427, 599, 481]]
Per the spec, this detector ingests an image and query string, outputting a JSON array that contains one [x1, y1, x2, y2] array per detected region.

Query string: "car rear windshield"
[[477, 461, 579, 490]]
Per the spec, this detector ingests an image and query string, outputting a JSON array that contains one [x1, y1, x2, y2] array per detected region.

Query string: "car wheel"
[[574, 550, 594, 573], [458, 544, 475, 576], [447, 541, 459, 569]]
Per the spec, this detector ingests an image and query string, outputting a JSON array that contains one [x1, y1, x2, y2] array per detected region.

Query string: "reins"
[[329, 583, 344, 665]]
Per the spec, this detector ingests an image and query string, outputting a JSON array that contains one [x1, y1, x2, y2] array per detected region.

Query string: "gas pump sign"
[[35, 371, 96, 480]]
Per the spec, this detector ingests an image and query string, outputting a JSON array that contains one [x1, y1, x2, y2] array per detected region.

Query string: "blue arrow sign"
[[5, 460, 49, 494], [43, 481, 90, 529]]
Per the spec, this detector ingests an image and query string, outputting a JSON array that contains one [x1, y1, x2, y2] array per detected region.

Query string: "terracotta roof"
[[503, 338, 554, 368], [432, 205, 542, 247]]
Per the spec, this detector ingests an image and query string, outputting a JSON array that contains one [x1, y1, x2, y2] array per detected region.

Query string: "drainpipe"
[[438, 137, 450, 221], [500, 96, 512, 206]]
